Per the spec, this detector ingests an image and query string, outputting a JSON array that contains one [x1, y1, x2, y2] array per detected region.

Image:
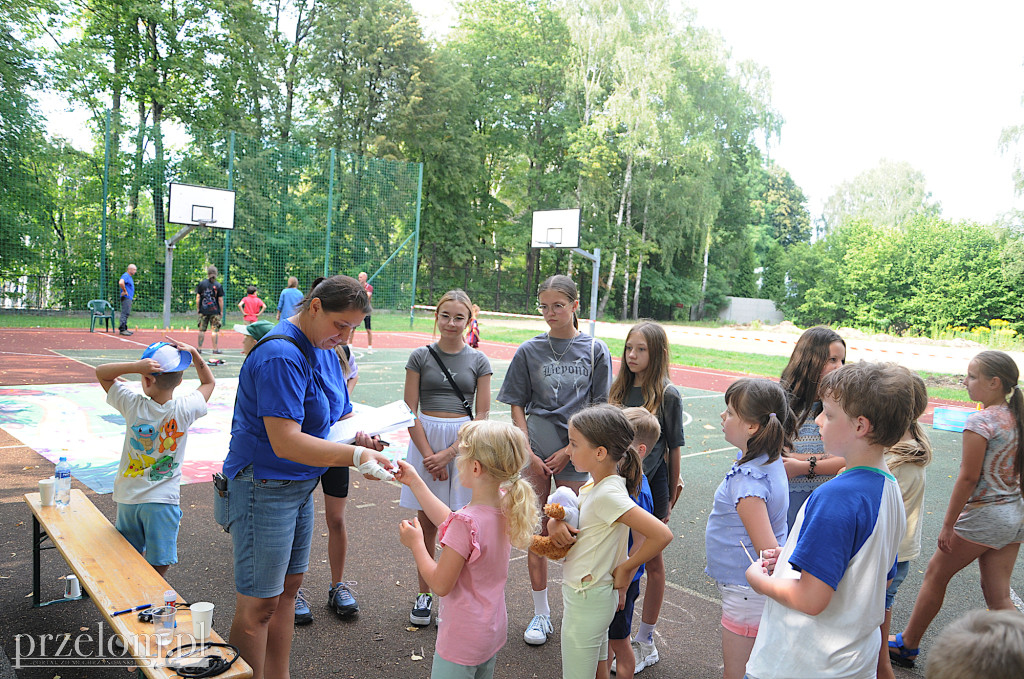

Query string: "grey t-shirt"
[[497, 333, 613, 455], [624, 384, 685, 477], [406, 343, 492, 414]]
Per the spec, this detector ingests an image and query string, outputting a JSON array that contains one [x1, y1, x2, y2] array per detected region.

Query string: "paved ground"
[[1, 429, 924, 679], [0, 324, 1006, 678]]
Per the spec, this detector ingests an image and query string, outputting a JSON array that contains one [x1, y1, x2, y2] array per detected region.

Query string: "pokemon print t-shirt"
[[107, 382, 208, 505]]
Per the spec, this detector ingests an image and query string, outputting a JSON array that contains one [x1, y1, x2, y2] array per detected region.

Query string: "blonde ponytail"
[[456, 421, 539, 548]]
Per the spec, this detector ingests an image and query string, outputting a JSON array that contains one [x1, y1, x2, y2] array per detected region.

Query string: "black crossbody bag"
[[426, 345, 474, 418]]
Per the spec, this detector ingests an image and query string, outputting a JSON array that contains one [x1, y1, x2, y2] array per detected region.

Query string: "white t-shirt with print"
[[107, 381, 208, 505]]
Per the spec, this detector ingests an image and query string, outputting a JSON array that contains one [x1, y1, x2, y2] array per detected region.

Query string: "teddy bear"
[[529, 486, 581, 561]]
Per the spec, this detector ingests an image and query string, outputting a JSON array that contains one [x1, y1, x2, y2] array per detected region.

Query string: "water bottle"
[[55, 457, 71, 507], [164, 589, 177, 626]]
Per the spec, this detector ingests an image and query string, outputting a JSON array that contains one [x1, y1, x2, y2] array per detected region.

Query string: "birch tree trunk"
[[598, 154, 633, 316], [632, 185, 650, 319], [620, 181, 632, 320]]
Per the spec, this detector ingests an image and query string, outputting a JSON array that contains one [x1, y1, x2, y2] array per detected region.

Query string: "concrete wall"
[[717, 296, 784, 324]]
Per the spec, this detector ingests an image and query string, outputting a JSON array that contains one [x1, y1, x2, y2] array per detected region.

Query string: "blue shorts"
[[608, 578, 642, 640], [116, 502, 182, 567], [885, 560, 911, 610], [228, 464, 319, 598]]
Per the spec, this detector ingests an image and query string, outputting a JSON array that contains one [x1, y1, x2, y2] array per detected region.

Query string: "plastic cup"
[[152, 607, 175, 647], [64, 574, 81, 598], [39, 478, 55, 506], [190, 602, 214, 641]]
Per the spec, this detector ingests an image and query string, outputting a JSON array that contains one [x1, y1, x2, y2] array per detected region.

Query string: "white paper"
[[327, 400, 416, 444]]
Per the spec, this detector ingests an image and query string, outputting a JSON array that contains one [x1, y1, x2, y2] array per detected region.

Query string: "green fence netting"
[[1, 112, 422, 319]]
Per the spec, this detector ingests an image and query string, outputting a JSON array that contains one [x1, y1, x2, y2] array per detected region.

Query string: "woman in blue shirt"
[[222, 275, 388, 679]]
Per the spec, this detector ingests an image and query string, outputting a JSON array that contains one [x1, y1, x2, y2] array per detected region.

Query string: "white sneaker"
[[367, 347, 374, 354], [524, 614, 553, 645], [633, 638, 659, 672]]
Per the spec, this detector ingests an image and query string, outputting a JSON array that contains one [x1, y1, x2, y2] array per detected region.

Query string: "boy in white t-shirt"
[[96, 340, 214, 575], [744, 362, 913, 679]]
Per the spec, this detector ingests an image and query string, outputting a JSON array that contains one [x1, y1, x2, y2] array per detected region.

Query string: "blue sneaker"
[[329, 581, 359, 617], [294, 587, 313, 625]]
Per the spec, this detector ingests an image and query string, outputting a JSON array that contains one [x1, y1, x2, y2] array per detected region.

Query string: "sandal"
[[888, 633, 919, 668]]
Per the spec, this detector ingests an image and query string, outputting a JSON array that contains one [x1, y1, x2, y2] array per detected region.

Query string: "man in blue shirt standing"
[[118, 264, 137, 336]]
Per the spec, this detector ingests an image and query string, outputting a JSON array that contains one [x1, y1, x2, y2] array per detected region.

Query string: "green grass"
[[0, 309, 974, 404]]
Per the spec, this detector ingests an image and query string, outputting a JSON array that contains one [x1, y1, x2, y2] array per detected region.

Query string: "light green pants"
[[561, 582, 617, 679]]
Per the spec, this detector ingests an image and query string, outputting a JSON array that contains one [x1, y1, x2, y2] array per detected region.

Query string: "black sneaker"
[[410, 593, 433, 626], [119, 329, 134, 336], [328, 581, 359, 617], [294, 587, 313, 625]]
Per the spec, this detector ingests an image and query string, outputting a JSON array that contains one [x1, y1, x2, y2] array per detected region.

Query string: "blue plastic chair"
[[88, 299, 114, 333]]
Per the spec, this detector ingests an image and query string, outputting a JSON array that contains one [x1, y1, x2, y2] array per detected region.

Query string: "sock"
[[636, 622, 655, 644], [532, 588, 550, 617]]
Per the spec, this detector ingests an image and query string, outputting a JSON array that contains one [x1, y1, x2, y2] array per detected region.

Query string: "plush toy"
[[529, 487, 581, 561]]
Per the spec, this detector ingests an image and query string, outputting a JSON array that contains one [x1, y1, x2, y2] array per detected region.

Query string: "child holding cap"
[[95, 339, 215, 575]]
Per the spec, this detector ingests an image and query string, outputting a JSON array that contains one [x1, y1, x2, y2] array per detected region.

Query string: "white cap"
[[141, 342, 192, 374]]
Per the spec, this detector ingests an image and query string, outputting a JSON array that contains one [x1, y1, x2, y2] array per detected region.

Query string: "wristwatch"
[[807, 455, 817, 479]]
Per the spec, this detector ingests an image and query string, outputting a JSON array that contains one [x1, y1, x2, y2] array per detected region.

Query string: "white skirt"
[[399, 414, 473, 511]]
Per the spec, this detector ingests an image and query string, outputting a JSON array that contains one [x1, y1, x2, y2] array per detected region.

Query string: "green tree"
[[822, 158, 941, 232]]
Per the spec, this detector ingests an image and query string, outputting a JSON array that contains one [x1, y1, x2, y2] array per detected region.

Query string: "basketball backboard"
[[168, 183, 236, 230], [531, 209, 580, 248]]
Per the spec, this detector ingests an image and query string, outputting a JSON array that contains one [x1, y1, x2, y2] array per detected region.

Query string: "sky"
[[39, 0, 1024, 224], [409, 0, 1024, 224]]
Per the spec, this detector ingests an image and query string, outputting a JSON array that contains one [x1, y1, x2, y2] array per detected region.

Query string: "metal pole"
[[224, 131, 234, 293], [409, 163, 424, 328], [572, 247, 600, 337], [590, 248, 600, 338], [162, 224, 198, 329], [324, 148, 336, 277], [100, 109, 111, 300], [162, 241, 174, 330]]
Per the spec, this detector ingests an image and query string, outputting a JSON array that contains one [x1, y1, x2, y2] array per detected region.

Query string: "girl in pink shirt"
[[396, 421, 539, 678]]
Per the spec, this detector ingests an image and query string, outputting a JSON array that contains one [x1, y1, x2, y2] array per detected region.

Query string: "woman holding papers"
[[221, 275, 389, 679], [400, 289, 493, 627]]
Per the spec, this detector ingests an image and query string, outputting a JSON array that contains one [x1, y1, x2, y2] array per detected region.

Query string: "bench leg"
[[32, 516, 86, 608], [32, 516, 41, 607]]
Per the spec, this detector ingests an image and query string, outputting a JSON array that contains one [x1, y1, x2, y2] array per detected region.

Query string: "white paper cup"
[[190, 602, 214, 641], [65, 574, 81, 598], [39, 478, 55, 506]]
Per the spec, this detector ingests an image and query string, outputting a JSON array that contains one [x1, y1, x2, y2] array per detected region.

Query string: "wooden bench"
[[25, 489, 252, 678]]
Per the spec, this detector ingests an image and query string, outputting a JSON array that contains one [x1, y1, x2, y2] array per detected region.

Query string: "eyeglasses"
[[537, 303, 568, 314], [438, 312, 467, 324]]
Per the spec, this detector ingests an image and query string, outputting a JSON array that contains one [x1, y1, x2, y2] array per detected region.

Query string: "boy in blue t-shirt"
[[744, 362, 914, 679]]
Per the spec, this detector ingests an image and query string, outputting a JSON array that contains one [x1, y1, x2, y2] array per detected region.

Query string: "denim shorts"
[[228, 465, 319, 598], [885, 560, 911, 610], [116, 502, 182, 566]]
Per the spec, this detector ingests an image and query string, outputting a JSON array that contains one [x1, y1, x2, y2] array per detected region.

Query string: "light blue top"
[[277, 287, 304, 318], [704, 452, 789, 585]]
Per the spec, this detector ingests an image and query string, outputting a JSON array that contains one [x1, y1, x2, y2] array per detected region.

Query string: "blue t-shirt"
[[630, 474, 655, 581], [120, 272, 135, 300], [224, 319, 352, 480], [705, 452, 789, 585], [789, 466, 900, 589], [277, 287, 304, 319]]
